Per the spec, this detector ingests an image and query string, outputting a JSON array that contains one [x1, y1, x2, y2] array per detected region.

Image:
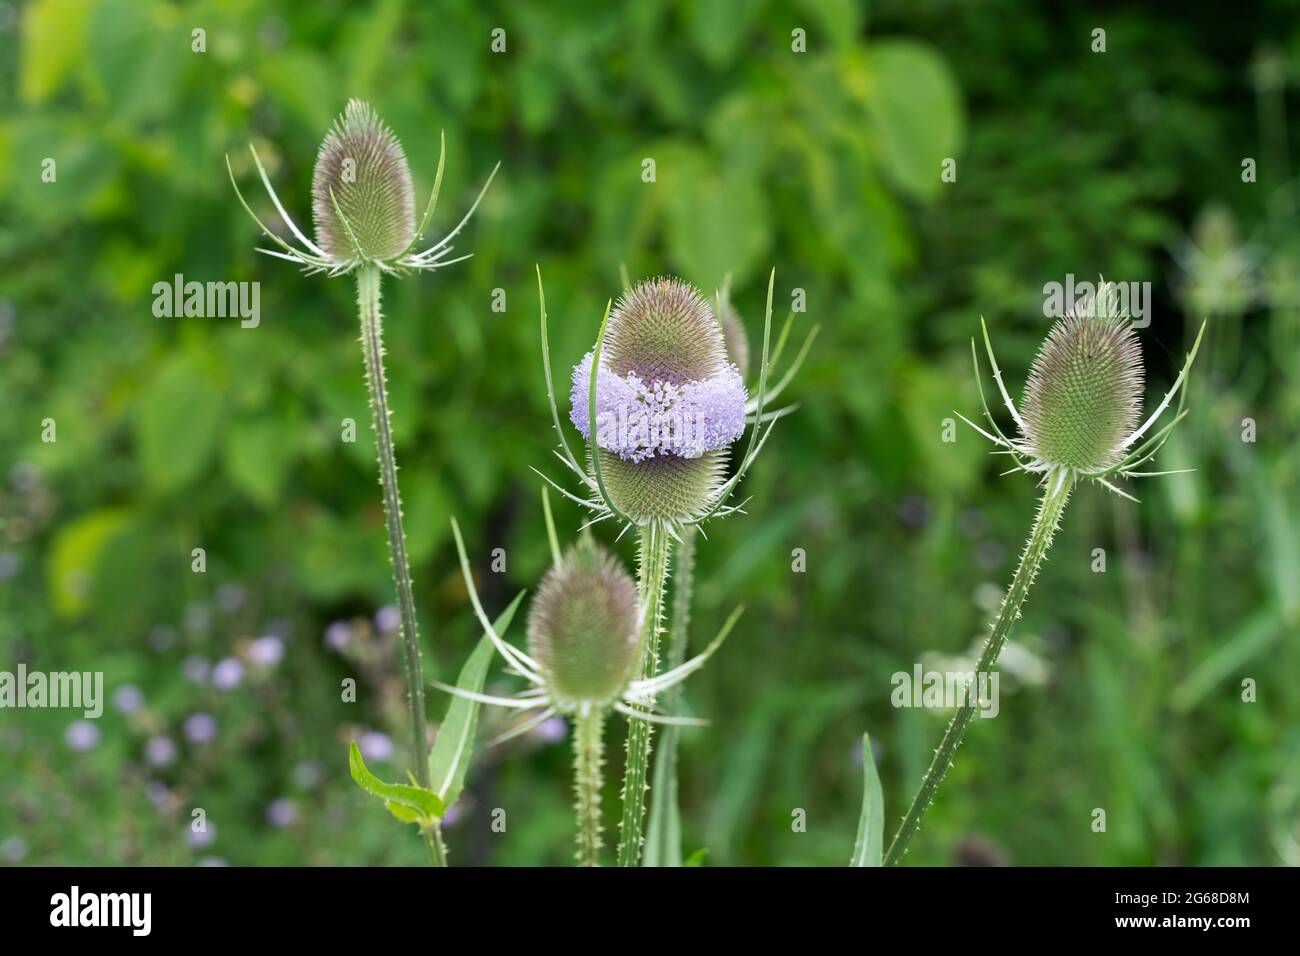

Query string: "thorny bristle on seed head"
[[1019, 313, 1144, 471], [312, 99, 416, 262], [228, 99, 499, 277], [603, 277, 729, 384], [528, 539, 639, 709], [960, 282, 1207, 502]]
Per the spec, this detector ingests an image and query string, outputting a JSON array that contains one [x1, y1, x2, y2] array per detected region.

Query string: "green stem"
[[644, 524, 695, 866], [574, 707, 606, 866], [884, 470, 1074, 866], [356, 265, 441, 866], [617, 522, 673, 866]]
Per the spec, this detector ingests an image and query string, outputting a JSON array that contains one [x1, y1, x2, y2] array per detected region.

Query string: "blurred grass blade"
[[428, 590, 526, 807], [349, 740, 444, 825], [643, 728, 683, 866], [1172, 608, 1281, 713], [850, 733, 884, 866]]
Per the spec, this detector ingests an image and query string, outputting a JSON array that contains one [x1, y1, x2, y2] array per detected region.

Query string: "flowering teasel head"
[[960, 284, 1206, 501], [435, 509, 741, 733], [537, 269, 811, 532], [227, 98, 498, 277]]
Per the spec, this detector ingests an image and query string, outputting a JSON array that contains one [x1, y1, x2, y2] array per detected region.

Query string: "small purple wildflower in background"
[[441, 803, 462, 827], [324, 620, 352, 651], [266, 798, 299, 828], [113, 684, 144, 714], [145, 736, 177, 767], [65, 720, 100, 752], [358, 730, 394, 762], [182, 655, 210, 685], [536, 716, 567, 744], [0, 552, 18, 580], [187, 823, 216, 849], [374, 605, 400, 633], [248, 635, 284, 667], [0, 836, 27, 863], [146, 781, 173, 810], [570, 354, 746, 462], [293, 760, 323, 790], [215, 583, 246, 612], [149, 625, 177, 652], [212, 657, 244, 691], [184, 602, 211, 634], [184, 713, 218, 744], [9, 461, 40, 493]]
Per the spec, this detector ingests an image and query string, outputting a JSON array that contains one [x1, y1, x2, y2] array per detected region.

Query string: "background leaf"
[[850, 733, 884, 867], [427, 591, 526, 808]]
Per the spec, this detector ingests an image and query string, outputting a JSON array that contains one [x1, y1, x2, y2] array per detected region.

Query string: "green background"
[[1, 0, 1296, 866]]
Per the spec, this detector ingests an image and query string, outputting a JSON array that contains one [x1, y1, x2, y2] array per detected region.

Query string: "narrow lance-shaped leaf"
[[427, 590, 526, 808], [850, 733, 884, 867], [349, 740, 444, 827]]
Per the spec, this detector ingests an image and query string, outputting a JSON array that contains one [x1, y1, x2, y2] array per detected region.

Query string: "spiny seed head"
[[597, 448, 730, 525], [1020, 314, 1144, 471], [604, 277, 728, 383], [720, 299, 751, 380], [311, 100, 415, 262], [527, 539, 639, 708]]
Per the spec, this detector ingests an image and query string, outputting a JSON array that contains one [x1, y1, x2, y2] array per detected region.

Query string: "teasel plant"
[[227, 99, 498, 866], [882, 289, 1206, 865], [435, 489, 742, 865], [534, 268, 797, 865], [643, 275, 819, 865]]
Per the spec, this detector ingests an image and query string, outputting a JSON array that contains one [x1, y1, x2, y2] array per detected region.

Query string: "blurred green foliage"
[[0, 0, 1296, 866]]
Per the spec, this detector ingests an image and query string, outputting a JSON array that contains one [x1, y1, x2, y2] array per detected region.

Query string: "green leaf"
[[46, 508, 129, 618], [683, 847, 709, 867], [348, 740, 444, 826], [19, 0, 92, 104], [866, 41, 964, 200], [223, 417, 293, 506], [136, 354, 223, 494], [427, 591, 526, 808], [850, 733, 885, 866]]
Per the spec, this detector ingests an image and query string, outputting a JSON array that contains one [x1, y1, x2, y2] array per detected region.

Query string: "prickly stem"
[[574, 707, 606, 866], [884, 469, 1074, 865], [356, 264, 443, 866], [644, 524, 695, 866], [616, 521, 673, 866]]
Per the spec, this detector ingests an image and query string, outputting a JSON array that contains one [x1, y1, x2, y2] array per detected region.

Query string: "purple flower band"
[[570, 353, 748, 463]]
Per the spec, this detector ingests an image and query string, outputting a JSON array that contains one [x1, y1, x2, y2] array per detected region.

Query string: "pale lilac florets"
[[569, 353, 747, 463]]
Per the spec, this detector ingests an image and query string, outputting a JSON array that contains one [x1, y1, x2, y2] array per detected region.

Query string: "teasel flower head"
[[227, 98, 499, 277], [537, 268, 812, 533], [1018, 313, 1143, 471], [436, 507, 741, 737], [959, 280, 1206, 502], [311, 100, 415, 262], [527, 539, 639, 709]]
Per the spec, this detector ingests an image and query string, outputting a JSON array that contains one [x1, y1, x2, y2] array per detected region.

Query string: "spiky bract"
[[312, 99, 415, 262], [720, 299, 751, 380], [527, 540, 639, 709], [1019, 314, 1143, 471]]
